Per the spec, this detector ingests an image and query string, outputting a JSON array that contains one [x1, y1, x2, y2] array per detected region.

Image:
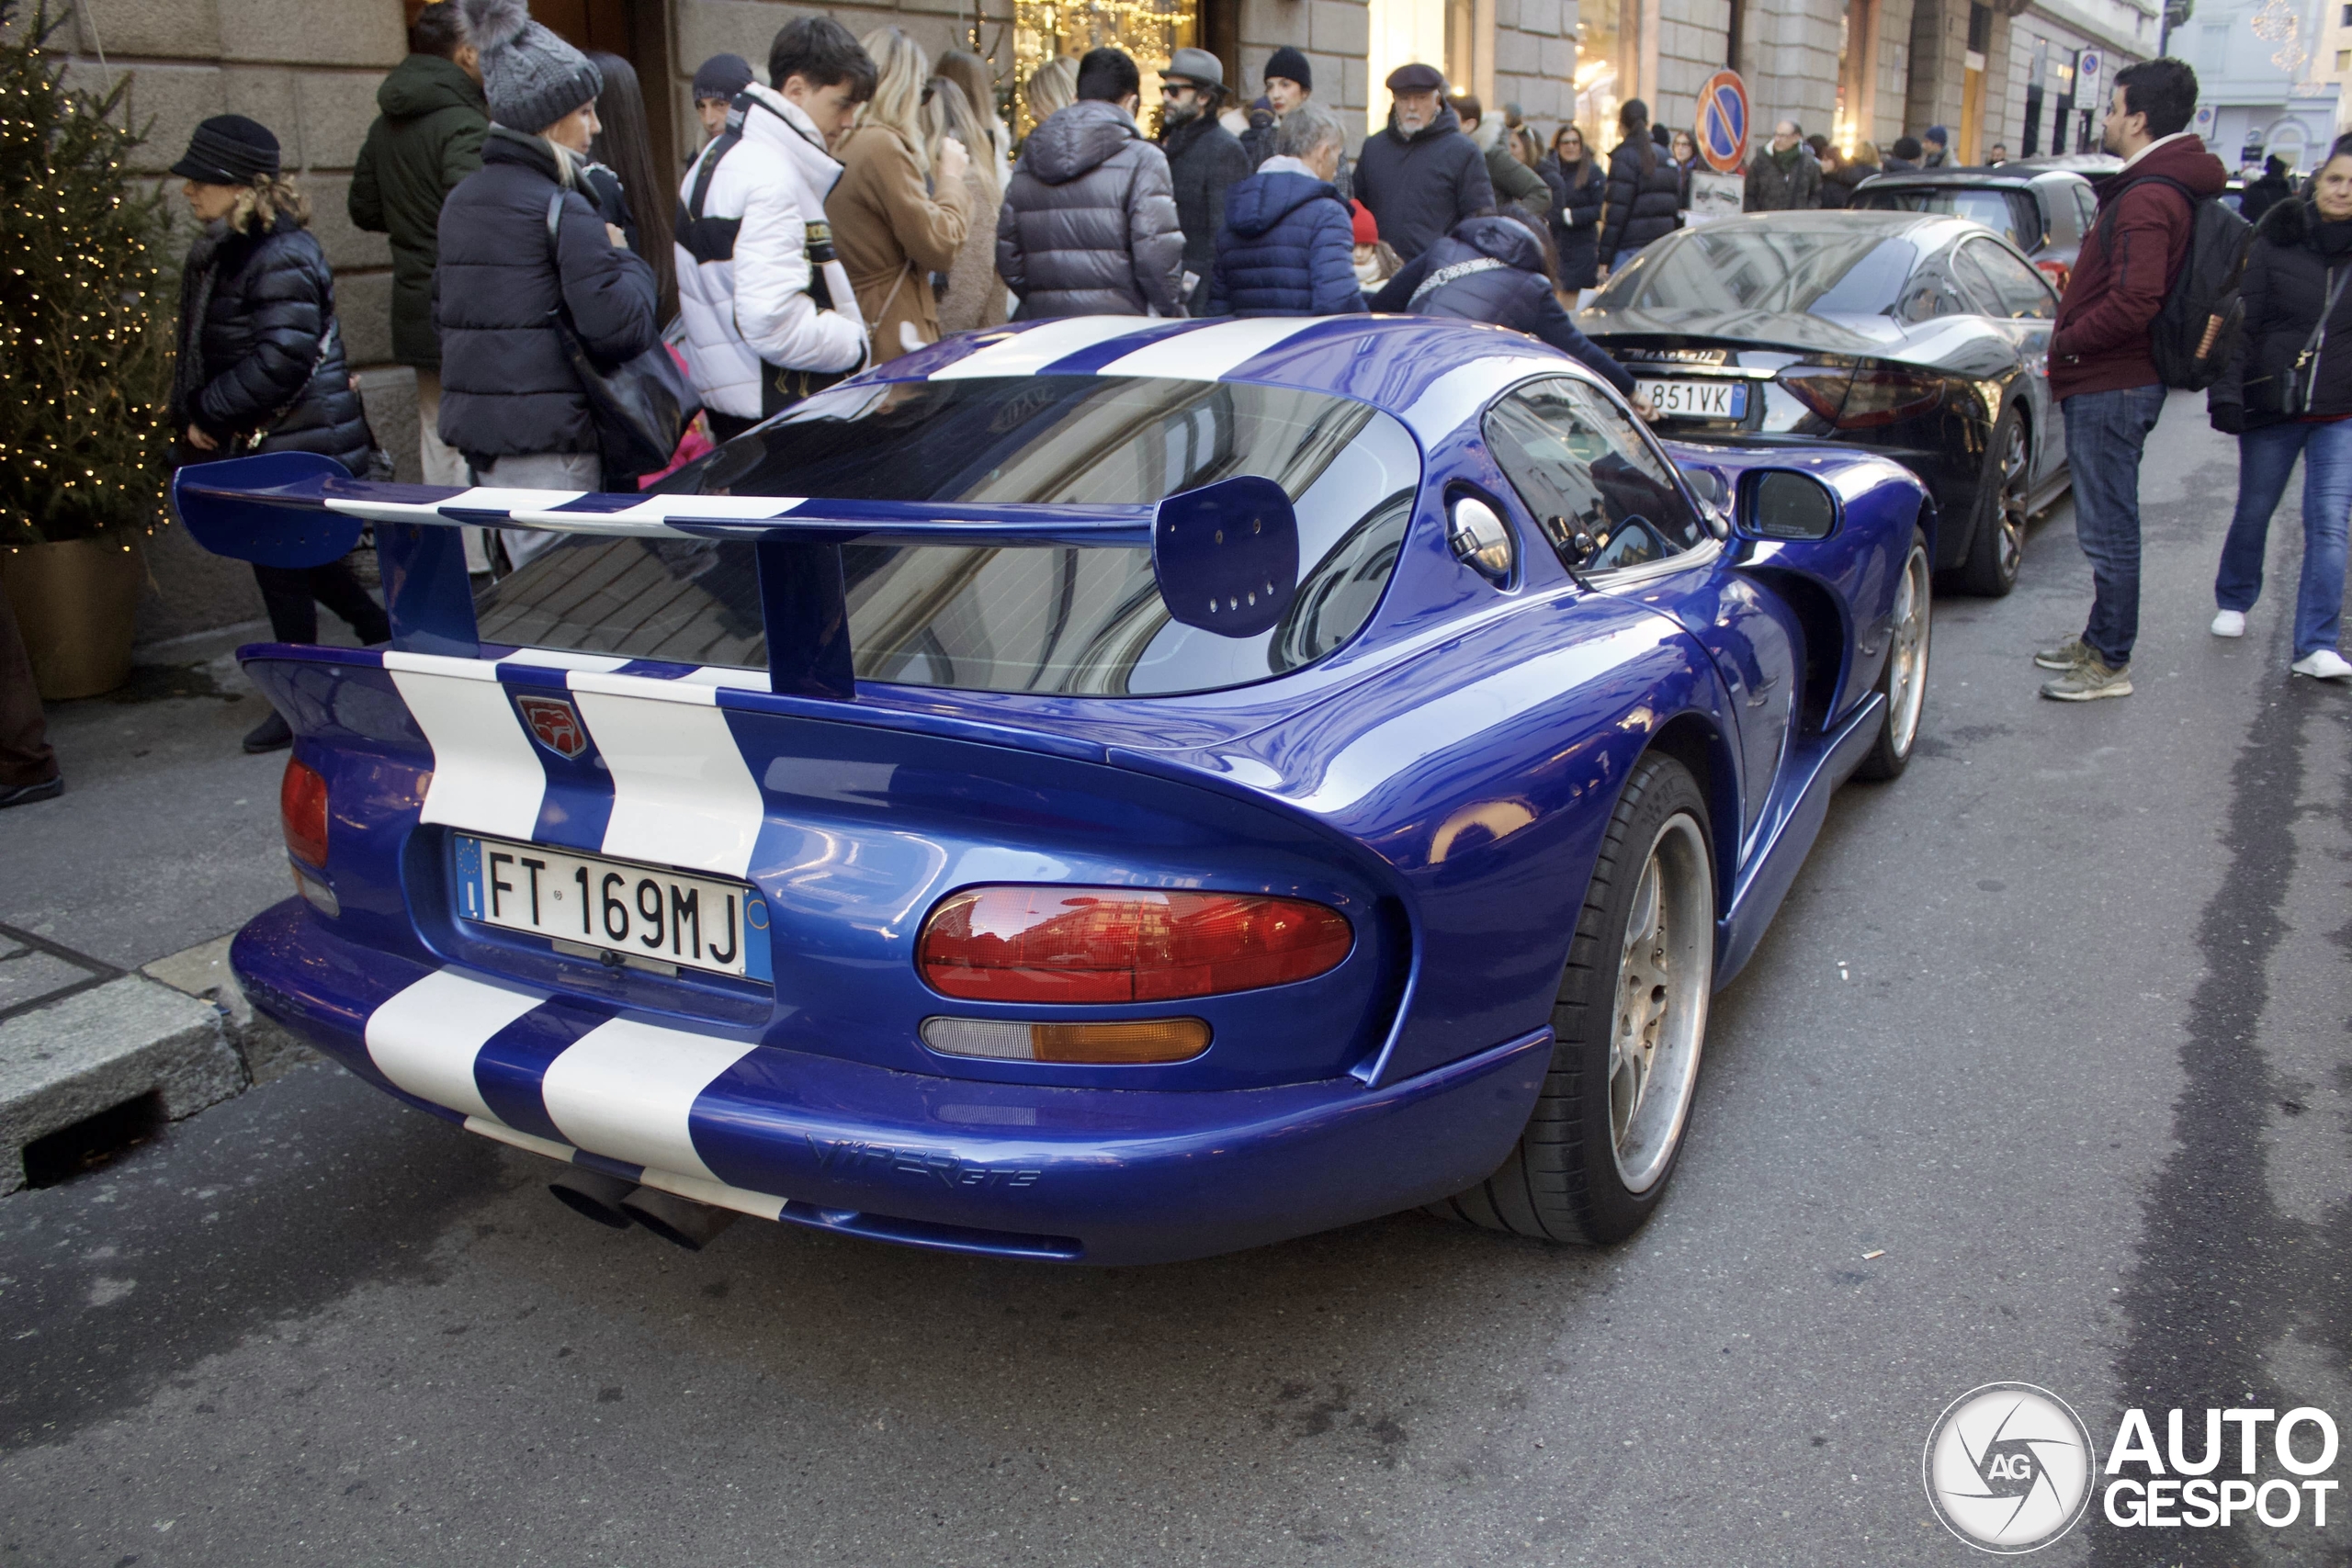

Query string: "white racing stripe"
[[365, 969, 545, 1121], [929, 316, 1163, 379], [497, 648, 633, 673], [571, 684, 765, 875], [390, 662, 548, 839], [633, 1166, 789, 1222], [670, 665, 771, 691], [538, 1017, 758, 1182], [464, 1116, 578, 1164], [1397, 355, 1582, 441], [458, 1119, 790, 1222], [1092, 317, 1325, 382], [605, 493, 807, 522]]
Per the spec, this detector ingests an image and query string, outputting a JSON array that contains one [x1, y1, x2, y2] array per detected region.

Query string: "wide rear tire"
[[1431, 754, 1714, 1246]]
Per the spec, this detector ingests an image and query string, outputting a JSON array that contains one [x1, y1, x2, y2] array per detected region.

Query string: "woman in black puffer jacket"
[[436, 0, 657, 552], [167, 115, 385, 754], [1595, 99, 1681, 282], [2207, 143, 2352, 680], [1371, 212, 1643, 404], [1538, 123, 1604, 291]]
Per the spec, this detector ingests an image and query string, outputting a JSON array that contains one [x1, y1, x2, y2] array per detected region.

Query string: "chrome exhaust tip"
[[548, 1168, 638, 1229], [618, 1186, 739, 1250]]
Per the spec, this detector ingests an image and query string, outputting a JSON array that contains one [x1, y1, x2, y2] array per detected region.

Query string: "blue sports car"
[[174, 314, 1934, 1266]]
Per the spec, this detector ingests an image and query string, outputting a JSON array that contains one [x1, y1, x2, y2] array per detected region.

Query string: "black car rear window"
[[1600, 225, 1922, 319], [473, 377, 1421, 697], [1854, 186, 2041, 249]]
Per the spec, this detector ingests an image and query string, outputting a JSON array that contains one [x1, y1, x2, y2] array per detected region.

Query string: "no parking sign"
[[1699, 69, 1748, 173]]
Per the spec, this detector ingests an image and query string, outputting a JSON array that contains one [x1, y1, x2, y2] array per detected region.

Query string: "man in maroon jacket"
[[2036, 58, 2226, 701]]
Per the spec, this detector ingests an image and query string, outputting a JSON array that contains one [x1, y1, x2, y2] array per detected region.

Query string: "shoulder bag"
[[544, 189, 695, 476]]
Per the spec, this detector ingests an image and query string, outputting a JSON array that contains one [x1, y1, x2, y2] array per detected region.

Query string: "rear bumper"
[[232, 901, 1553, 1266]]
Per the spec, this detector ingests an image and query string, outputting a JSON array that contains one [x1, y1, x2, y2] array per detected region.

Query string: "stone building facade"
[[32, 0, 2031, 650]]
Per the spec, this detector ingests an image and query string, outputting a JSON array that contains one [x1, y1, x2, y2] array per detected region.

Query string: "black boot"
[[242, 708, 292, 753]]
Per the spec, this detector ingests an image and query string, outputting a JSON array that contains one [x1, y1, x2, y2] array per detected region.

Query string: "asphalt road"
[[2, 398, 2346, 1567]]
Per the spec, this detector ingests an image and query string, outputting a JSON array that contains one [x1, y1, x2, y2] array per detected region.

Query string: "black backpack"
[[2091, 172, 2253, 390]]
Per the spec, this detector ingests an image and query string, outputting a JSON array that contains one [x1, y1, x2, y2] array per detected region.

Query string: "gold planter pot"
[[1, 536, 144, 700]]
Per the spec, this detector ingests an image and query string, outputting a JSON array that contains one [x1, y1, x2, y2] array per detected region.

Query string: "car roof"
[[1856, 165, 2085, 190], [1665, 209, 1986, 246], [881, 314, 1617, 444]]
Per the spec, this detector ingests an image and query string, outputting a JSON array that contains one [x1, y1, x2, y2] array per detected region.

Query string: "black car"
[[1851, 163, 2098, 295], [1577, 211, 2069, 596]]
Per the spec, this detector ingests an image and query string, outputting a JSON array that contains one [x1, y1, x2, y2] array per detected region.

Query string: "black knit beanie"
[[170, 115, 280, 185]]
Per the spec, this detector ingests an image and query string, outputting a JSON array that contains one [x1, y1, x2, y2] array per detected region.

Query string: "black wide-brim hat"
[[170, 114, 281, 185]]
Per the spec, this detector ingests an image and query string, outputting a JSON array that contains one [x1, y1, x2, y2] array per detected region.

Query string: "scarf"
[[1770, 143, 1803, 172], [2314, 210, 2352, 259]]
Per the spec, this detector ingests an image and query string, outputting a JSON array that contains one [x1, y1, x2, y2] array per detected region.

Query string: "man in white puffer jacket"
[[674, 17, 874, 439]]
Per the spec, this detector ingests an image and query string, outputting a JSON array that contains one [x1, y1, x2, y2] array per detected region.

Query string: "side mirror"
[[1447, 493, 1516, 585], [1743, 469, 1840, 541]]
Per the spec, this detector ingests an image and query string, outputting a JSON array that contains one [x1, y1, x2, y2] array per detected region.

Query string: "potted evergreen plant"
[[0, 2, 173, 698]]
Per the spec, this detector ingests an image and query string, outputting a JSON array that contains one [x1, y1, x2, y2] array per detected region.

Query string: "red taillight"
[[917, 886, 1354, 1003], [1830, 369, 1944, 429], [1777, 366, 1852, 423], [1777, 366, 1943, 429], [280, 758, 328, 867]]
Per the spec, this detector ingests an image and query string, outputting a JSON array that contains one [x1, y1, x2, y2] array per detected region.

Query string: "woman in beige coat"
[[827, 28, 970, 364], [924, 74, 1006, 335]]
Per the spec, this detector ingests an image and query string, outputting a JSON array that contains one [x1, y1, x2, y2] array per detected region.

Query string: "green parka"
[[348, 53, 488, 367]]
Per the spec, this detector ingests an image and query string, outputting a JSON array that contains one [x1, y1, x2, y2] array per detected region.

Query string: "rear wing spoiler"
[[170, 452, 1298, 701]]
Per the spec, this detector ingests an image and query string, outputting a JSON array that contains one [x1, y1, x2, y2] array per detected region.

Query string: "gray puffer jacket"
[[997, 99, 1184, 318]]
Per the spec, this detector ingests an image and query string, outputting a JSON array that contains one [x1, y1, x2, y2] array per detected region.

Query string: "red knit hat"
[[1351, 200, 1378, 246]]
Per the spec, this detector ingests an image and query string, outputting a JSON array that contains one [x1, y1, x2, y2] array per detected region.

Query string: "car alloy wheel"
[[1994, 416, 2030, 581], [1956, 408, 2030, 596], [1884, 539, 1932, 760], [1608, 812, 1713, 1194]]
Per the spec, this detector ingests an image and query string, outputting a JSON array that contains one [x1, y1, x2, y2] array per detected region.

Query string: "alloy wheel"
[[1608, 814, 1713, 1193], [1884, 543, 1932, 759]]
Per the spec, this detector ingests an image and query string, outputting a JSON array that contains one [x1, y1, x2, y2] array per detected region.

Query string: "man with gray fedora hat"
[[1158, 46, 1251, 310]]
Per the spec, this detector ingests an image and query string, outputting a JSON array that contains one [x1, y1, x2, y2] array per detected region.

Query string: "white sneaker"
[[2290, 649, 2352, 680], [2211, 609, 2246, 637]]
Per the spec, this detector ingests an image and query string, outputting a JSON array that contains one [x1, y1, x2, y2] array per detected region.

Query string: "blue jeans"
[[1611, 248, 1640, 271], [2061, 384, 2169, 666], [2214, 417, 2352, 660]]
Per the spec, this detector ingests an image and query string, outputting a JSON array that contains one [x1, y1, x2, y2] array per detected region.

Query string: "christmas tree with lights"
[[0, 1, 172, 547]]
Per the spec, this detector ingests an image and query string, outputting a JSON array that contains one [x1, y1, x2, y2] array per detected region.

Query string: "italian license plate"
[[1638, 378, 1747, 420], [454, 835, 771, 982]]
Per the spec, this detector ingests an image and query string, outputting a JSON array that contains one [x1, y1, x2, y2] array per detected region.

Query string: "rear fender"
[[1148, 591, 1739, 1088]]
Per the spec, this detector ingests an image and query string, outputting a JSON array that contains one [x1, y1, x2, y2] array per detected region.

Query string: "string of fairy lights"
[[0, 4, 172, 558]]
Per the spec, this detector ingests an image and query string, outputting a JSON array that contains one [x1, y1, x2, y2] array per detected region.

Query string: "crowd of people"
[[9, 17, 2350, 804]]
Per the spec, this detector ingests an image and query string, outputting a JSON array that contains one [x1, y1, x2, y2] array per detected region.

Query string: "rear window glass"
[[475, 377, 1421, 697], [1856, 185, 2039, 248], [1599, 225, 1921, 319]]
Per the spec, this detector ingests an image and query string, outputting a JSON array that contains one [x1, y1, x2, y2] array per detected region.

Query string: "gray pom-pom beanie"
[[457, 0, 604, 131]]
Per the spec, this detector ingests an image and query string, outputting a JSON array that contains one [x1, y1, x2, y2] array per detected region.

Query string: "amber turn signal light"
[[920, 1016, 1212, 1065]]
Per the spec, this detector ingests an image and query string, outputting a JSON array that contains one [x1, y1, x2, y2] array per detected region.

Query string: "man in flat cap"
[[1352, 62, 1494, 263], [1157, 47, 1251, 310]]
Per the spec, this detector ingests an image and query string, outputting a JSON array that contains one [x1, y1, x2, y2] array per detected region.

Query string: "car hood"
[[1580, 303, 1912, 357]]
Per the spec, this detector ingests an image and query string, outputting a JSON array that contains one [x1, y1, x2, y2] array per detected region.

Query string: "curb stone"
[[0, 975, 245, 1196], [142, 934, 319, 1085]]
